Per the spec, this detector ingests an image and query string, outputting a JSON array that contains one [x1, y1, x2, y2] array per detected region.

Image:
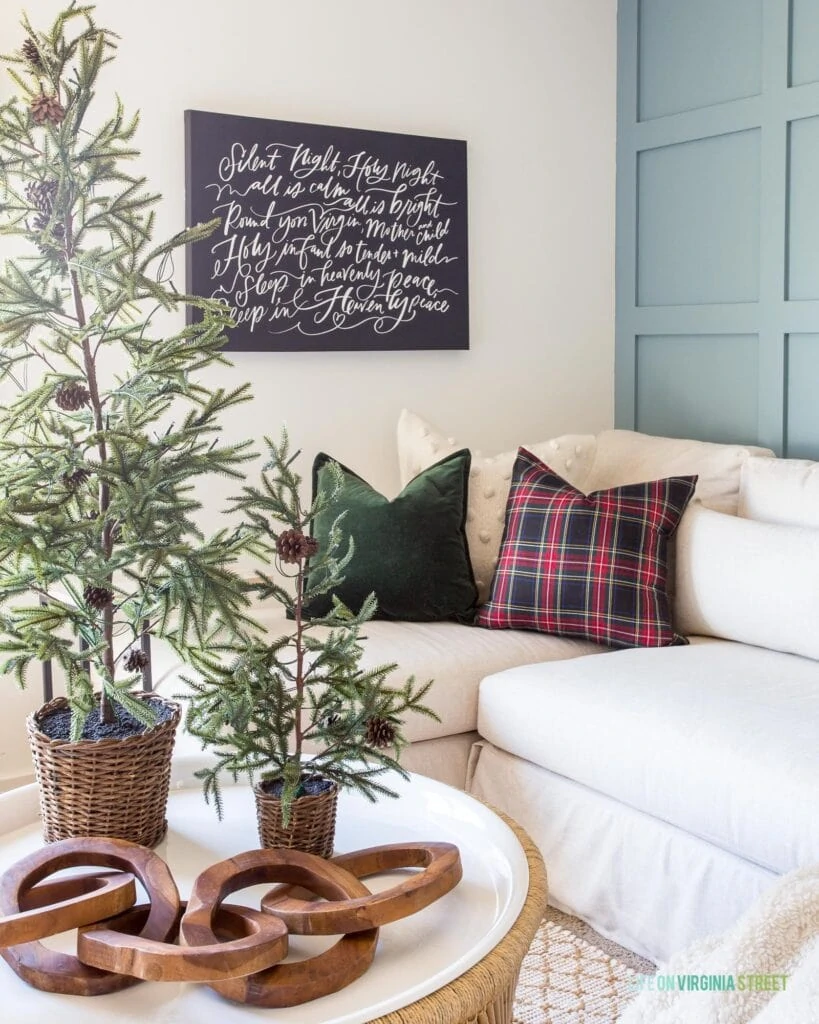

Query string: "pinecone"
[[30, 92, 65, 126], [32, 213, 64, 238], [25, 179, 58, 214], [83, 585, 113, 611], [21, 38, 45, 73], [124, 649, 149, 673], [54, 381, 90, 411], [365, 716, 397, 749], [276, 529, 319, 564], [27, 180, 64, 249], [62, 467, 90, 488]]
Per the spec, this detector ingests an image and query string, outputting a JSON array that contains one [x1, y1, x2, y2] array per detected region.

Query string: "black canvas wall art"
[[185, 110, 469, 352]]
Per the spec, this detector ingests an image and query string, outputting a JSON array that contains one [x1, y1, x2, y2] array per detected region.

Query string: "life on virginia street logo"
[[629, 973, 789, 993]]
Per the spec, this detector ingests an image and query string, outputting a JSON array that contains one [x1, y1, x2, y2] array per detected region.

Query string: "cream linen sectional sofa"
[[164, 411, 819, 966]]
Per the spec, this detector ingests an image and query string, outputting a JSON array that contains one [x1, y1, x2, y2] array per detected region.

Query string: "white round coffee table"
[[0, 756, 547, 1023]]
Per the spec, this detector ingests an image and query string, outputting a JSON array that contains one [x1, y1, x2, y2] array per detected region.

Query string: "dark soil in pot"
[[36, 694, 175, 741], [259, 775, 335, 799]]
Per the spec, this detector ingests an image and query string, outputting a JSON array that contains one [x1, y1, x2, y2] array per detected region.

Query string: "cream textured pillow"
[[674, 504, 819, 660], [397, 410, 597, 602]]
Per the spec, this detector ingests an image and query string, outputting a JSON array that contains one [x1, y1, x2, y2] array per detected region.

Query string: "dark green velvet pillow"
[[305, 448, 478, 623]]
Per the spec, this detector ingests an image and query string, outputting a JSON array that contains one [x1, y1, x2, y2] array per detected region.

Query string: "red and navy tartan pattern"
[[477, 448, 697, 648]]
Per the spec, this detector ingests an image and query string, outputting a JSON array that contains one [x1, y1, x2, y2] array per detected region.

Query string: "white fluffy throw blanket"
[[618, 864, 819, 1024]]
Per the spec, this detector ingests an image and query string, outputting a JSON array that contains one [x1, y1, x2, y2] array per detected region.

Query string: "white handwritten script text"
[[201, 134, 463, 340]]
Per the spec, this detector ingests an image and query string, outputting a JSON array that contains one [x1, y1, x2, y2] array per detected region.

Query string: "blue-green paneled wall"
[[616, 0, 819, 457]]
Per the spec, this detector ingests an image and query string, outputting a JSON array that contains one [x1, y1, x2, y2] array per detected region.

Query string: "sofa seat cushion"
[[156, 603, 607, 745], [478, 639, 819, 874], [299, 619, 606, 743]]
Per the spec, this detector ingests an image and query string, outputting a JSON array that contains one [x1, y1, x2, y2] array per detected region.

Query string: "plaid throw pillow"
[[476, 448, 697, 648]]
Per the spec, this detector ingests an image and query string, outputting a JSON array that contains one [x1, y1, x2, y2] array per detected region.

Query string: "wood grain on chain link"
[[0, 839, 462, 1004], [181, 847, 380, 1007], [0, 837, 179, 995], [78, 901, 288, 982], [0, 871, 136, 946], [262, 841, 463, 934]]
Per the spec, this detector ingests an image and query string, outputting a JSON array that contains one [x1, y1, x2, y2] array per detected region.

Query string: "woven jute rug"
[[513, 907, 655, 1024]]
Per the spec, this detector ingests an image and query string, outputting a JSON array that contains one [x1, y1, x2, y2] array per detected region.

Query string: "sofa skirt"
[[467, 741, 779, 964]]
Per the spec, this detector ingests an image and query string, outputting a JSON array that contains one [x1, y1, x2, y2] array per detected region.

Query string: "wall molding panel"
[[617, 0, 818, 457]]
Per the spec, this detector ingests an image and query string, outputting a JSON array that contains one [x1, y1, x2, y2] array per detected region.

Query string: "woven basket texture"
[[27, 693, 180, 848], [254, 779, 339, 857]]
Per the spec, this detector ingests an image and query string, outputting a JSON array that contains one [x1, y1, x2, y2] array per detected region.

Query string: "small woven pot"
[[27, 693, 180, 848], [254, 778, 338, 858]]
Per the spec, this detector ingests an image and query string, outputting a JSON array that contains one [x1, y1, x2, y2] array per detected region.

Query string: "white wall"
[[2, 0, 616, 490], [0, 0, 616, 782]]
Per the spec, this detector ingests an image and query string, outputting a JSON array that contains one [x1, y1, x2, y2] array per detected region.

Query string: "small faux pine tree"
[[183, 430, 437, 825], [0, 4, 256, 736]]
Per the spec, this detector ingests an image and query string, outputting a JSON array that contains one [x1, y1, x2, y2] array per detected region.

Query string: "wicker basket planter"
[[27, 693, 180, 848], [254, 778, 338, 857]]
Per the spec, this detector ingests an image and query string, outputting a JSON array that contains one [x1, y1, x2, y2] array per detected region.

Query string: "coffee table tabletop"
[[0, 756, 547, 1023]]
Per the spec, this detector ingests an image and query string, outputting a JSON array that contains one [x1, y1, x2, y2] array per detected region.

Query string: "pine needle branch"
[[0, 6, 258, 735], [184, 430, 437, 825]]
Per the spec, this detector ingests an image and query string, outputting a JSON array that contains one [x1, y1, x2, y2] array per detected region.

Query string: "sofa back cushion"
[[675, 504, 819, 660], [397, 409, 597, 602], [585, 430, 774, 514], [739, 456, 819, 528]]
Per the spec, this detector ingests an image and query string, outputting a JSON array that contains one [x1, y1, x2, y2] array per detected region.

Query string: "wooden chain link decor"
[[0, 836, 462, 1006]]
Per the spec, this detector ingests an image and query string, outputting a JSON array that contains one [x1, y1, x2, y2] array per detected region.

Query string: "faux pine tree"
[[183, 431, 437, 828], [0, 4, 256, 736]]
